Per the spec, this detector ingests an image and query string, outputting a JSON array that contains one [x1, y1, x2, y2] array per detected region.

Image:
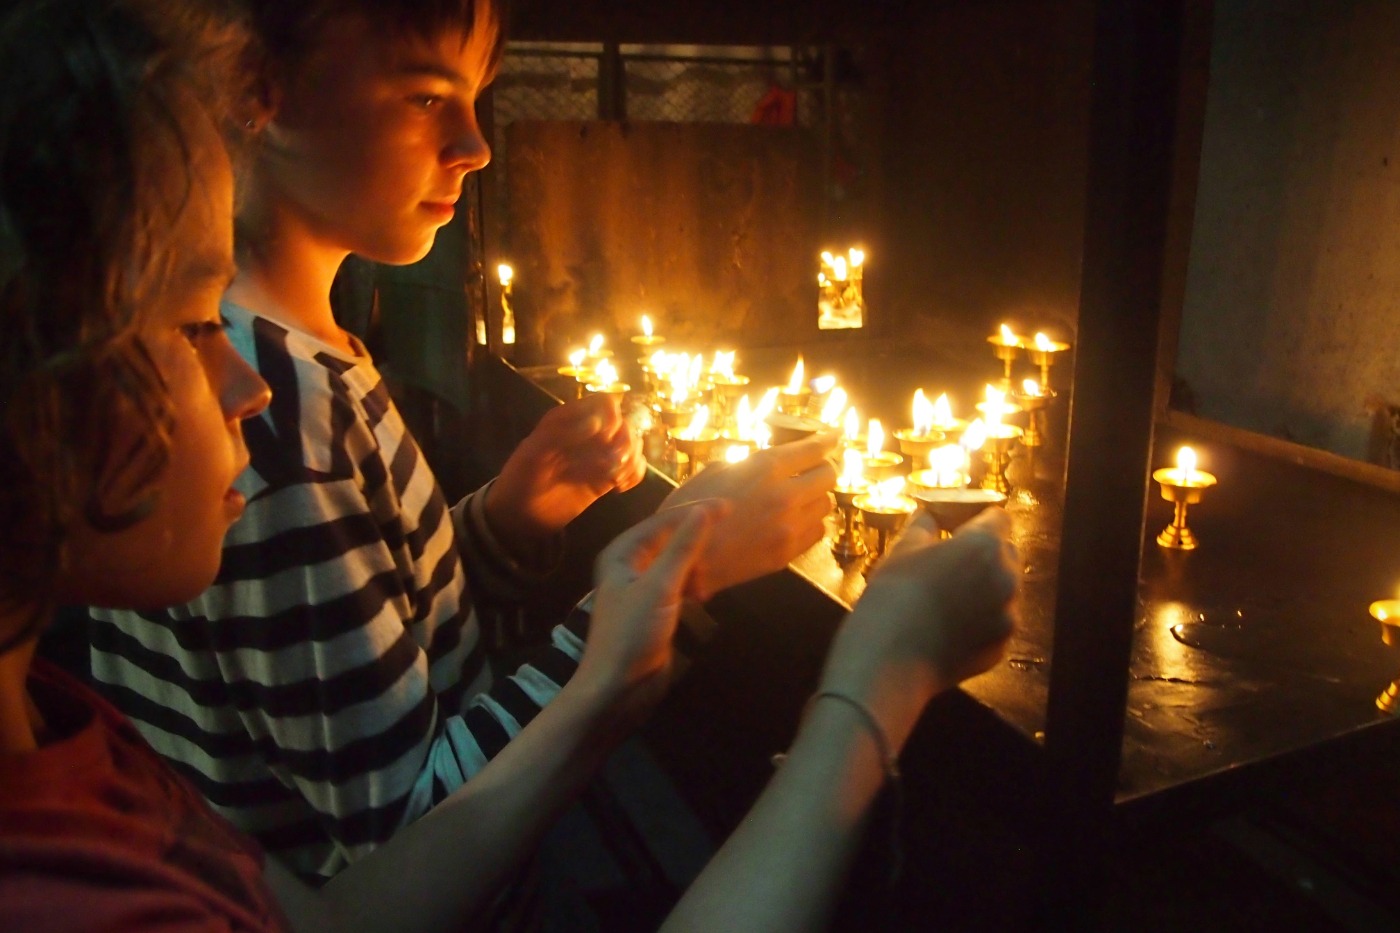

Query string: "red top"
[[0, 661, 291, 932]]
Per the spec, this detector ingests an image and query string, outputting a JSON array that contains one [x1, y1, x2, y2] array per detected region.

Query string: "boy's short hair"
[[0, 0, 246, 611], [242, 0, 506, 72]]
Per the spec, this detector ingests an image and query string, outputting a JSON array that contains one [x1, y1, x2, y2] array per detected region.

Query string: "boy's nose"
[[219, 342, 271, 422], [444, 114, 491, 174]]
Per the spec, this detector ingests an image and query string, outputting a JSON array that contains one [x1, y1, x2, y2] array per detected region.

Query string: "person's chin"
[[362, 231, 438, 267]]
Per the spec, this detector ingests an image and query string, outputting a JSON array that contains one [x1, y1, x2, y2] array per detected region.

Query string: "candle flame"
[[929, 444, 969, 487], [841, 448, 865, 487], [848, 247, 865, 268], [688, 353, 703, 390], [821, 250, 836, 266], [1000, 323, 1017, 345], [933, 393, 955, 429], [867, 419, 885, 459], [648, 348, 668, 370], [844, 407, 860, 444], [787, 356, 806, 393], [711, 350, 736, 379], [833, 256, 849, 282], [735, 395, 753, 437], [755, 387, 779, 421], [683, 405, 710, 439], [641, 315, 653, 338], [1023, 378, 1041, 397], [594, 359, 619, 387], [588, 333, 604, 355], [497, 263, 514, 286], [812, 374, 837, 395], [1035, 332, 1054, 351], [820, 387, 848, 426], [984, 385, 1006, 430], [1176, 446, 1198, 479], [725, 444, 751, 463], [912, 388, 934, 436], [962, 419, 989, 453], [753, 422, 772, 450], [869, 475, 907, 507], [568, 348, 585, 368]]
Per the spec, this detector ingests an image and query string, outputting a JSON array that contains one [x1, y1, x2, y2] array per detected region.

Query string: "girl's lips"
[[421, 201, 457, 221]]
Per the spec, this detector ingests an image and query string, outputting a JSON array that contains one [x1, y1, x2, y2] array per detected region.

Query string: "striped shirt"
[[90, 302, 585, 879]]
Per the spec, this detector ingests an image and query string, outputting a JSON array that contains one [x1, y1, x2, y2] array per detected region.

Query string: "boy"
[[0, 7, 1017, 927], [90, 0, 841, 880]]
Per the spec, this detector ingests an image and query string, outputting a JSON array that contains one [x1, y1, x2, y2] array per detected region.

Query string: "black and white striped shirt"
[[90, 302, 584, 879]]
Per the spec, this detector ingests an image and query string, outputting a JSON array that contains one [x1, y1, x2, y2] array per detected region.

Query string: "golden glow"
[[867, 419, 885, 459], [755, 387, 779, 421], [833, 256, 849, 282], [933, 393, 955, 430], [567, 349, 585, 368], [812, 374, 837, 395], [844, 407, 860, 444], [999, 323, 1017, 345], [821, 250, 836, 265], [962, 419, 989, 453], [588, 334, 605, 356], [820, 387, 848, 426], [786, 356, 806, 393], [1023, 378, 1041, 397], [594, 359, 619, 387], [1035, 332, 1054, 351], [912, 389, 934, 436], [641, 314, 653, 338], [841, 448, 866, 487], [682, 405, 710, 439], [929, 444, 969, 487], [497, 263, 514, 286], [868, 475, 907, 508], [984, 385, 1007, 431], [711, 350, 736, 379], [849, 247, 865, 268], [1176, 446, 1198, 482], [725, 444, 751, 463]]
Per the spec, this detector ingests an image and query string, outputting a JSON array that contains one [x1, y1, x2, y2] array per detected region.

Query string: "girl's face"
[[258, 4, 499, 264], [61, 125, 271, 610]]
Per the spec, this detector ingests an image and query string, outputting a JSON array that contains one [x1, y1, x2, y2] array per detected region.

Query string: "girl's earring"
[[244, 119, 257, 130]]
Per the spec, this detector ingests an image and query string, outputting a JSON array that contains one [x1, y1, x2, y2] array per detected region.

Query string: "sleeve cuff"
[[456, 479, 565, 582]]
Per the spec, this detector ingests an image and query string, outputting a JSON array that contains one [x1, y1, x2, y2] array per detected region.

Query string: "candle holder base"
[[831, 487, 867, 563], [1156, 521, 1200, 550], [1378, 680, 1400, 716]]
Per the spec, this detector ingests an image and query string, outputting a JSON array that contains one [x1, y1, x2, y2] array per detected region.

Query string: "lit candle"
[[1027, 331, 1071, 391], [497, 263, 516, 346], [988, 323, 1023, 388], [777, 355, 810, 415], [1151, 445, 1218, 550], [630, 314, 666, 351], [724, 444, 752, 463], [894, 388, 946, 462], [989, 323, 1022, 348], [932, 392, 966, 435], [907, 443, 970, 496], [819, 386, 849, 426], [837, 448, 868, 493], [853, 476, 918, 565], [584, 358, 629, 396], [977, 384, 1023, 433], [557, 348, 592, 382], [1372, 597, 1400, 647], [863, 419, 904, 482], [584, 333, 612, 365]]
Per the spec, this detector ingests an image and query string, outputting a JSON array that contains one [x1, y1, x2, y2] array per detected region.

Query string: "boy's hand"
[[659, 432, 838, 601], [487, 394, 646, 555], [577, 499, 726, 715]]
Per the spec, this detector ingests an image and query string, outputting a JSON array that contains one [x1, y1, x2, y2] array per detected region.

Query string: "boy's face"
[[62, 121, 271, 610], [260, 5, 499, 265]]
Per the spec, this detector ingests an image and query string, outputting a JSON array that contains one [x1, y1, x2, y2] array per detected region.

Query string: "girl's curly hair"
[[0, 0, 247, 614]]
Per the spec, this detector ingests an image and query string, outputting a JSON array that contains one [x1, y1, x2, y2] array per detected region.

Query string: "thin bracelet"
[[772, 690, 905, 886]]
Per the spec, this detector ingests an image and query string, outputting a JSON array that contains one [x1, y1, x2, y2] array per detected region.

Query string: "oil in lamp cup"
[[893, 428, 945, 465], [670, 428, 720, 482], [831, 478, 870, 562], [862, 451, 905, 484], [1026, 339, 1070, 391], [556, 365, 592, 400], [1151, 464, 1217, 550], [765, 412, 825, 446], [910, 486, 1007, 535], [1370, 600, 1400, 714], [853, 491, 917, 569]]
